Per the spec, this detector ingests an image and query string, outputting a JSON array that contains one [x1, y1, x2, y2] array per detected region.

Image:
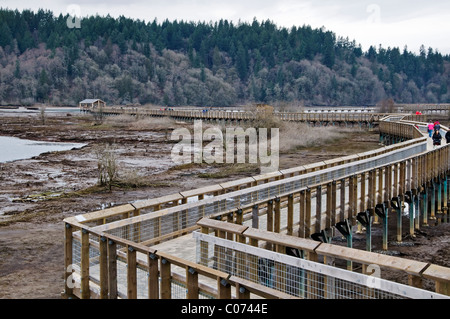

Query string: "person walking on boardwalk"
[[432, 129, 442, 148], [427, 121, 434, 137], [434, 121, 441, 132], [445, 130, 450, 144]]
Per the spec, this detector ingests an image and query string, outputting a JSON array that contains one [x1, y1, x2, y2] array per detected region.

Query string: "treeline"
[[0, 8, 449, 107]]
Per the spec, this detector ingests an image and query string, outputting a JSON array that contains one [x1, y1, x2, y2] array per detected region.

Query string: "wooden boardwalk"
[[63, 111, 450, 299]]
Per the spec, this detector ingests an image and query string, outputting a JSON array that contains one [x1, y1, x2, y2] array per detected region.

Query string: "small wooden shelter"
[[79, 99, 106, 109]]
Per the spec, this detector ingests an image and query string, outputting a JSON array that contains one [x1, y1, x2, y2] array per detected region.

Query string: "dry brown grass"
[[239, 111, 349, 153], [278, 122, 347, 152], [105, 114, 177, 131]]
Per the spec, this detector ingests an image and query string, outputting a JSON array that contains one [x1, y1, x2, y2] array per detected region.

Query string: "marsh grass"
[[105, 114, 177, 131], [278, 122, 348, 152], [197, 163, 259, 179]]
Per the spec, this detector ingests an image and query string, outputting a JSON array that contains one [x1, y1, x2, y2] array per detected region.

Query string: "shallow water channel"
[[0, 135, 86, 163]]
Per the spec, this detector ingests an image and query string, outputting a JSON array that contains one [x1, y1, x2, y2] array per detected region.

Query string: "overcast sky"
[[2, 0, 450, 54]]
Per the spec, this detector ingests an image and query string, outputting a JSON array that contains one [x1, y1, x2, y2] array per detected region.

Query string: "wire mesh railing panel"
[[136, 266, 149, 299], [193, 231, 447, 299], [171, 279, 187, 299], [71, 235, 101, 270], [72, 238, 81, 271], [94, 142, 427, 246]]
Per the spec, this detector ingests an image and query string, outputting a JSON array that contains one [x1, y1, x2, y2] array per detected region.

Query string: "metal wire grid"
[[193, 231, 447, 300], [72, 234, 101, 270], [71, 235, 218, 299], [96, 142, 426, 245], [104, 207, 204, 243]]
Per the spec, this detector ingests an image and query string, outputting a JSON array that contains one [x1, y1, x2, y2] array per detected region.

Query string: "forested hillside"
[[0, 8, 449, 107]]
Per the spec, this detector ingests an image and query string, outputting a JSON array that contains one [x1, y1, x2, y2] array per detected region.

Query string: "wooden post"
[[99, 236, 108, 299], [267, 200, 274, 234], [444, 174, 449, 223], [393, 163, 399, 198], [80, 229, 90, 299], [423, 187, 429, 226], [235, 208, 243, 226], [375, 167, 383, 224], [331, 181, 337, 228], [315, 186, 322, 234], [305, 189, 312, 238], [408, 275, 423, 290], [408, 192, 415, 236], [252, 204, 259, 229], [326, 183, 332, 230], [351, 175, 358, 220], [160, 258, 171, 299], [127, 246, 137, 299], [360, 172, 366, 213], [287, 194, 294, 236], [218, 278, 231, 299], [435, 281, 449, 296], [148, 253, 159, 299], [430, 180, 436, 221], [274, 197, 281, 233], [186, 267, 199, 299], [108, 239, 118, 299], [437, 176, 442, 221], [414, 190, 421, 230], [358, 173, 366, 234], [236, 284, 250, 299], [266, 200, 274, 250], [340, 179, 346, 223], [400, 162, 406, 196], [64, 223, 73, 297], [411, 158, 417, 192], [299, 191, 306, 238], [368, 170, 375, 213]]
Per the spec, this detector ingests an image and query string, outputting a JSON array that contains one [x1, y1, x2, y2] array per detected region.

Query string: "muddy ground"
[[0, 110, 448, 299]]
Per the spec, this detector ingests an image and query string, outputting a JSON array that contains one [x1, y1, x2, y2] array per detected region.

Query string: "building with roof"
[[79, 99, 106, 109]]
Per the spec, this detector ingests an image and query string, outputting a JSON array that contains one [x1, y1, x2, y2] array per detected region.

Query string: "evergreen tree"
[[236, 43, 248, 81], [0, 8, 448, 107], [0, 22, 13, 47]]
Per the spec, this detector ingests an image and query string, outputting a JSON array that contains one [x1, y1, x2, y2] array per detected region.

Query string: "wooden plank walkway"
[[63, 112, 450, 299]]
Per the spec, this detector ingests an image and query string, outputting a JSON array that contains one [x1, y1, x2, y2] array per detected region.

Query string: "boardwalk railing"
[[63, 113, 450, 299], [193, 222, 448, 299], [84, 106, 401, 125], [70, 137, 427, 228], [72, 139, 428, 248]]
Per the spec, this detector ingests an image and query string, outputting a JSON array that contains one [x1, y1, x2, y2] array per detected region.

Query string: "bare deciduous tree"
[[95, 143, 118, 191]]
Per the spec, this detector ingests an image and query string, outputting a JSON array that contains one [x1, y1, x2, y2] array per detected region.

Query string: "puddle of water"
[[0, 136, 86, 163]]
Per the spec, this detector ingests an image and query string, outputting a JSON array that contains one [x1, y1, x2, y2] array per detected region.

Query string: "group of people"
[[427, 120, 450, 148]]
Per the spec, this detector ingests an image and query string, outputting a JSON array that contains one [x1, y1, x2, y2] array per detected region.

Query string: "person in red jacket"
[[427, 121, 434, 137]]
